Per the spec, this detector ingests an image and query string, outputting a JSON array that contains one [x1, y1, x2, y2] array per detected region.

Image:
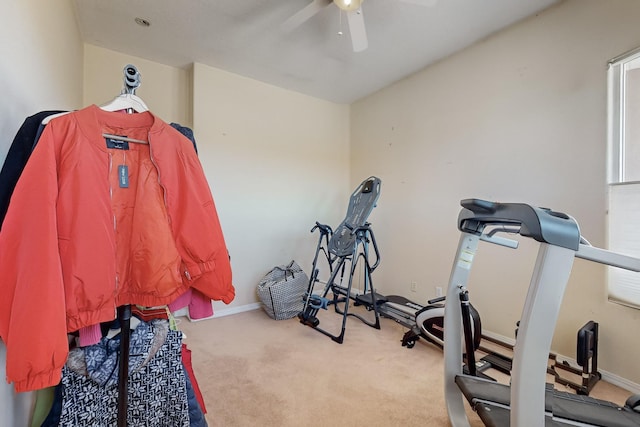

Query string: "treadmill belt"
[[475, 402, 561, 427], [553, 392, 640, 427], [455, 375, 552, 412], [456, 375, 640, 426]]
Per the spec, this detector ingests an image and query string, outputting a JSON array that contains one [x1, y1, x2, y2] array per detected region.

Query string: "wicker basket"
[[257, 261, 309, 320]]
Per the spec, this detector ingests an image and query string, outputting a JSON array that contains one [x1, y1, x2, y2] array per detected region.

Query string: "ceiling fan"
[[282, 0, 437, 53]]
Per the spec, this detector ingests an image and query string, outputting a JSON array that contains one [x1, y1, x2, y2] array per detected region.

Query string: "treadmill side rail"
[[576, 244, 640, 272]]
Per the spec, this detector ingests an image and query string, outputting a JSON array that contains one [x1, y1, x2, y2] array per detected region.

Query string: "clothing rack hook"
[[123, 64, 142, 95]]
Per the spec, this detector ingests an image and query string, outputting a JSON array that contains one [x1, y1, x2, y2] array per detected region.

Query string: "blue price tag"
[[118, 165, 129, 188]]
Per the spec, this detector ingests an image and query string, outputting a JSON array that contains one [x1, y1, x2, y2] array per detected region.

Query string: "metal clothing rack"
[[116, 64, 142, 427]]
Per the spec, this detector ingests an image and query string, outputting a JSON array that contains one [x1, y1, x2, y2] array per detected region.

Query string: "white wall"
[[351, 0, 640, 384], [0, 1, 83, 160], [0, 1, 83, 424], [192, 63, 351, 312]]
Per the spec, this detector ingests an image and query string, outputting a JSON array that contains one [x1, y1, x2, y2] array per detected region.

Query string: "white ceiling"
[[73, 0, 559, 104]]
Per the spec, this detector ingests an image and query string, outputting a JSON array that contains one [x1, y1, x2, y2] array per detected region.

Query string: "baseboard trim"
[[482, 330, 515, 346], [177, 302, 262, 322], [482, 330, 640, 395], [600, 370, 640, 395], [211, 302, 262, 318]]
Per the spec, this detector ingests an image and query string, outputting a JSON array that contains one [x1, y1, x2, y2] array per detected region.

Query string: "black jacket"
[[0, 110, 64, 227]]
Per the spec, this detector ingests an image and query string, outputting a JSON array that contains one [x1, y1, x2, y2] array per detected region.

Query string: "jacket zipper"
[[108, 152, 120, 316]]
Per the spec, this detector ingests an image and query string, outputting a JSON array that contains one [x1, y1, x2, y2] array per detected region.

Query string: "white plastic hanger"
[[41, 111, 70, 125], [41, 93, 149, 125], [101, 95, 148, 144], [42, 65, 150, 145], [99, 92, 149, 114], [40, 93, 149, 126], [99, 92, 150, 144]]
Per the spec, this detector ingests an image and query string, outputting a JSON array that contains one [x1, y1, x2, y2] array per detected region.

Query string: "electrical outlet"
[[410, 281, 417, 292], [435, 286, 443, 297]]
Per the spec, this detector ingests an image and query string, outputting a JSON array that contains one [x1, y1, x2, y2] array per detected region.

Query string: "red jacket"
[[0, 105, 234, 392]]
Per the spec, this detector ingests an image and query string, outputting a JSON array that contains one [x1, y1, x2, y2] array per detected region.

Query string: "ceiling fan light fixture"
[[334, 0, 362, 12]]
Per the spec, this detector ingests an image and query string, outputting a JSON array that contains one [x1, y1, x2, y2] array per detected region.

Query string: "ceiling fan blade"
[[346, 8, 368, 52], [282, 0, 332, 32], [396, 0, 438, 6]]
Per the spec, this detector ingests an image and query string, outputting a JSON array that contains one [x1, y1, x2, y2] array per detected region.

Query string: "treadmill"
[[443, 199, 640, 427]]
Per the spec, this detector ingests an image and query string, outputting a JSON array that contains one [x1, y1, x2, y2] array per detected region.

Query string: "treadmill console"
[[458, 198, 581, 250]]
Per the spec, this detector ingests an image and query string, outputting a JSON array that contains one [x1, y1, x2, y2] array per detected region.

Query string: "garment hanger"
[[41, 65, 150, 145], [99, 92, 149, 114], [103, 132, 148, 145], [41, 94, 150, 147], [100, 64, 150, 145], [42, 105, 150, 145], [99, 93, 150, 145], [41, 111, 71, 125], [40, 93, 149, 126]]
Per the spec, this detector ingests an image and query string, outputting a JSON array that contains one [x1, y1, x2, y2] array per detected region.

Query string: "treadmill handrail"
[[576, 244, 640, 272], [458, 198, 581, 250], [479, 233, 519, 249]]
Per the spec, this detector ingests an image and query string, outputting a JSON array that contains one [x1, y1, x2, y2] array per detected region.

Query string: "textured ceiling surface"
[[74, 0, 559, 104]]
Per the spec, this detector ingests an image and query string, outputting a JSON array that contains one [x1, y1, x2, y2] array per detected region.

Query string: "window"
[[607, 46, 640, 308]]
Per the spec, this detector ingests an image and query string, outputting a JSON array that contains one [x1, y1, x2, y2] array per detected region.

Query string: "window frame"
[[607, 46, 640, 309]]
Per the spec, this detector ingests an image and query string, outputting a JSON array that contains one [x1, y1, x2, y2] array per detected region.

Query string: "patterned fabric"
[[81, 319, 168, 388], [58, 320, 189, 427]]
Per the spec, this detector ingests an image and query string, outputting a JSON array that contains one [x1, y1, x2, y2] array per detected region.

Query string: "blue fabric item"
[[40, 382, 62, 427], [170, 122, 198, 154], [183, 364, 208, 427]]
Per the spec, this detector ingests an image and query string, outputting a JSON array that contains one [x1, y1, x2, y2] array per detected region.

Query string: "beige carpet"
[[179, 306, 630, 426]]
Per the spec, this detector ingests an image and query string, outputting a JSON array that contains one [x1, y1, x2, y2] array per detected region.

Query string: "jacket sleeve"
[[158, 128, 235, 305], [0, 124, 69, 392], [181, 160, 235, 304]]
